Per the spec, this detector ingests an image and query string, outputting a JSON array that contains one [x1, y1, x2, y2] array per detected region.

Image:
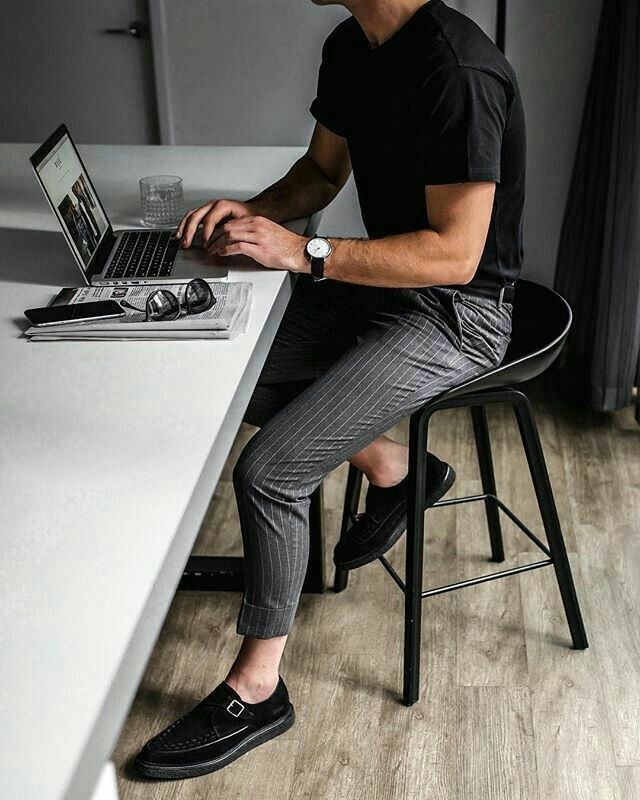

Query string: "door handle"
[[104, 20, 148, 39]]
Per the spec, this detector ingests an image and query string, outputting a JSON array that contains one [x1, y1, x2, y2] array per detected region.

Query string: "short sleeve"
[[420, 66, 508, 185], [310, 38, 349, 137]]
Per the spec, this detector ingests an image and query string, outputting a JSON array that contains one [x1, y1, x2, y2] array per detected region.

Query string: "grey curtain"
[[554, 0, 640, 412]]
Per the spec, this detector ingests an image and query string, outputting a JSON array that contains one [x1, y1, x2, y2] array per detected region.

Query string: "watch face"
[[307, 237, 332, 259]]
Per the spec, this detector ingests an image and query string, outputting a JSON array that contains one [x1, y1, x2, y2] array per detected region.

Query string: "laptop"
[[30, 124, 228, 286]]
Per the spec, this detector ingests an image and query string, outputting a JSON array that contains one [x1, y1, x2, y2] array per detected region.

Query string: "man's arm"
[[323, 182, 496, 286], [209, 181, 496, 288], [176, 122, 350, 248], [247, 123, 352, 223]]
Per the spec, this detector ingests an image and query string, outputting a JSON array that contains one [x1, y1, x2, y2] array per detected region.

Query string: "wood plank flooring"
[[112, 388, 639, 799]]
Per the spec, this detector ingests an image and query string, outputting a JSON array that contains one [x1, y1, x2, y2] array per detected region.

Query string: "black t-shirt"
[[310, 0, 526, 293]]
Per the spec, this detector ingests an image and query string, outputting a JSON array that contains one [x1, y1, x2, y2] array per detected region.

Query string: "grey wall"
[[153, 1, 349, 146], [151, 1, 366, 240], [506, 0, 602, 285], [0, 0, 158, 145]]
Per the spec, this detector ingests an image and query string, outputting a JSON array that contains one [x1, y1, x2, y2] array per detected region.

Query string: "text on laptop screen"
[[36, 134, 109, 269]]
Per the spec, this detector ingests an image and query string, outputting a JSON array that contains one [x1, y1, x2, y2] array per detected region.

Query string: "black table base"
[[178, 484, 326, 594]]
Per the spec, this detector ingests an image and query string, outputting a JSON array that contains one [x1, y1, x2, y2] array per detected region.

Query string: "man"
[[72, 178, 101, 244], [58, 195, 93, 264], [136, 0, 525, 779]]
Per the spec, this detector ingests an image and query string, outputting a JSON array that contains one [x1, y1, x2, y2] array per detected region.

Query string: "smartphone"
[[24, 300, 125, 327]]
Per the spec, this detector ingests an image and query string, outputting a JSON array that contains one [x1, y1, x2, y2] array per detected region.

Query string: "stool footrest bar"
[[378, 553, 553, 598], [433, 493, 552, 557], [378, 556, 406, 592], [420, 558, 552, 598]]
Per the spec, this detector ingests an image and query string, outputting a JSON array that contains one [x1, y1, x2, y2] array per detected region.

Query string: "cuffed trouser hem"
[[236, 600, 298, 638]]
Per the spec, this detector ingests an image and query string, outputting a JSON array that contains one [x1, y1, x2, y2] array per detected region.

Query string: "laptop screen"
[[33, 129, 110, 275]]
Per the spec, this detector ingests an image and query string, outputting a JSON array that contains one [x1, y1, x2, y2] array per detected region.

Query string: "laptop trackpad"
[[173, 238, 256, 280]]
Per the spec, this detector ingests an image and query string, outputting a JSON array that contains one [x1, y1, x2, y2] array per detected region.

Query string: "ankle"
[[366, 460, 408, 489], [352, 438, 408, 488], [225, 667, 279, 704]]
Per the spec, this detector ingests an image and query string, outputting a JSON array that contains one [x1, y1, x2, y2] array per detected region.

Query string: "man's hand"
[[176, 199, 254, 249], [206, 216, 309, 273], [175, 199, 308, 272]]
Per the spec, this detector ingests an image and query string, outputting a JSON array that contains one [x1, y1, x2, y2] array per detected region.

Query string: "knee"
[[232, 442, 259, 495], [232, 435, 281, 499], [232, 434, 307, 503]]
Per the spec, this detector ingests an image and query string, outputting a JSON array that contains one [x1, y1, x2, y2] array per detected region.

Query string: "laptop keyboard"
[[104, 231, 179, 280]]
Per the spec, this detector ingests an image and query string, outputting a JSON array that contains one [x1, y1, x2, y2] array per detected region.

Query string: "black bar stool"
[[334, 280, 589, 706]]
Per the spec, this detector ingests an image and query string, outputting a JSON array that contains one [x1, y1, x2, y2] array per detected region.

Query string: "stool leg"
[[403, 411, 429, 706], [471, 405, 505, 562], [333, 465, 363, 593], [512, 396, 589, 650]]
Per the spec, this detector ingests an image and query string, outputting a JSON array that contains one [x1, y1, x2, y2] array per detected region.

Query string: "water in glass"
[[140, 176, 184, 226]]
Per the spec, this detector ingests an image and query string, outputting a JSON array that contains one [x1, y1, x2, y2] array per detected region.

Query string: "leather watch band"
[[311, 255, 325, 281]]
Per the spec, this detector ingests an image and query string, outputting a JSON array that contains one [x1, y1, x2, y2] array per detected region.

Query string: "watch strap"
[[310, 255, 325, 281]]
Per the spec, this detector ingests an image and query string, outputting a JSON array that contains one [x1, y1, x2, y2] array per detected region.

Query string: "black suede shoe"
[[135, 677, 294, 780], [333, 452, 455, 570]]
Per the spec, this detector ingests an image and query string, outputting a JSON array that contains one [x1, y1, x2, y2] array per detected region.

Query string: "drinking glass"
[[139, 175, 184, 226]]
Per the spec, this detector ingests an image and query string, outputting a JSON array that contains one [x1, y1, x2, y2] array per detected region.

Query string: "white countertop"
[[0, 143, 310, 800]]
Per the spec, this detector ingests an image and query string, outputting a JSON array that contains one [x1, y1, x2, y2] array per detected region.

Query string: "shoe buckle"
[[226, 699, 245, 717]]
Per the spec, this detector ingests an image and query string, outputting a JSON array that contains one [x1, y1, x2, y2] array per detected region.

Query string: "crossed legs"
[[224, 282, 495, 701]]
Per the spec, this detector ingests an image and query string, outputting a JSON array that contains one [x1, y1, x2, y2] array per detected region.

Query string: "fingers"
[[205, 216, 268, 253], [206, 223, 260, 254], [176, 211, 191, 239], [178, 203, 214, 247], [205, 219, 243, 248], [176, 209, 275, 266], [201, 202, 240, 246], [217, 241, 263, 261], [176, 209, 195, 240], [205, 218, 237, 248], [176, 202, 214, 239], [203, 209, 258, 249], [177, 200, 247, 248]]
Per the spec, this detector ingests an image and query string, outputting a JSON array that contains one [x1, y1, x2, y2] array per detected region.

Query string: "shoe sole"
[[135, 704, 295, 780], [335, 465, 456, 571]]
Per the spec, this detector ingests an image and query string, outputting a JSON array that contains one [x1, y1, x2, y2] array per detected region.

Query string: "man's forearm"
[[323, 231, 477, 288], [247, 154, 341, 224]]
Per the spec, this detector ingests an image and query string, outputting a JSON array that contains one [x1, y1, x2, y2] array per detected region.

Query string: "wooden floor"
[[113, 387, 640, 800]]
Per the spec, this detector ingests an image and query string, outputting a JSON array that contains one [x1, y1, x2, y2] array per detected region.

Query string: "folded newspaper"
[[24, 282, 252, 341]]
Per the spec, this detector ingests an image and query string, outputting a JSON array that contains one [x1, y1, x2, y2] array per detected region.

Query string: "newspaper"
[[25, 281, 252, 341]]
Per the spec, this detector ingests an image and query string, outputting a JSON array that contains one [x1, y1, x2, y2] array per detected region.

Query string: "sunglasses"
[[120, 278, 215, 322]]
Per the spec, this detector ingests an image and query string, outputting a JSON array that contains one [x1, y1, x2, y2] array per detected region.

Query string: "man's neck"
[[344, 0, 431, 48]]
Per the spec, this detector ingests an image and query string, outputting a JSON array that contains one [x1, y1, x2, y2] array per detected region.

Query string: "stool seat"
[[441, 279, 571, 401], [334, 279, 587, 706]]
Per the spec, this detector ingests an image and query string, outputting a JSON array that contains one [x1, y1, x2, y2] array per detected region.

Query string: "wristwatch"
[[305, 236, 333, 281]]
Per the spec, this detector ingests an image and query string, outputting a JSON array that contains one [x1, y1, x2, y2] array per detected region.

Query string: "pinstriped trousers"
[[234, 276, 512, 637]]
